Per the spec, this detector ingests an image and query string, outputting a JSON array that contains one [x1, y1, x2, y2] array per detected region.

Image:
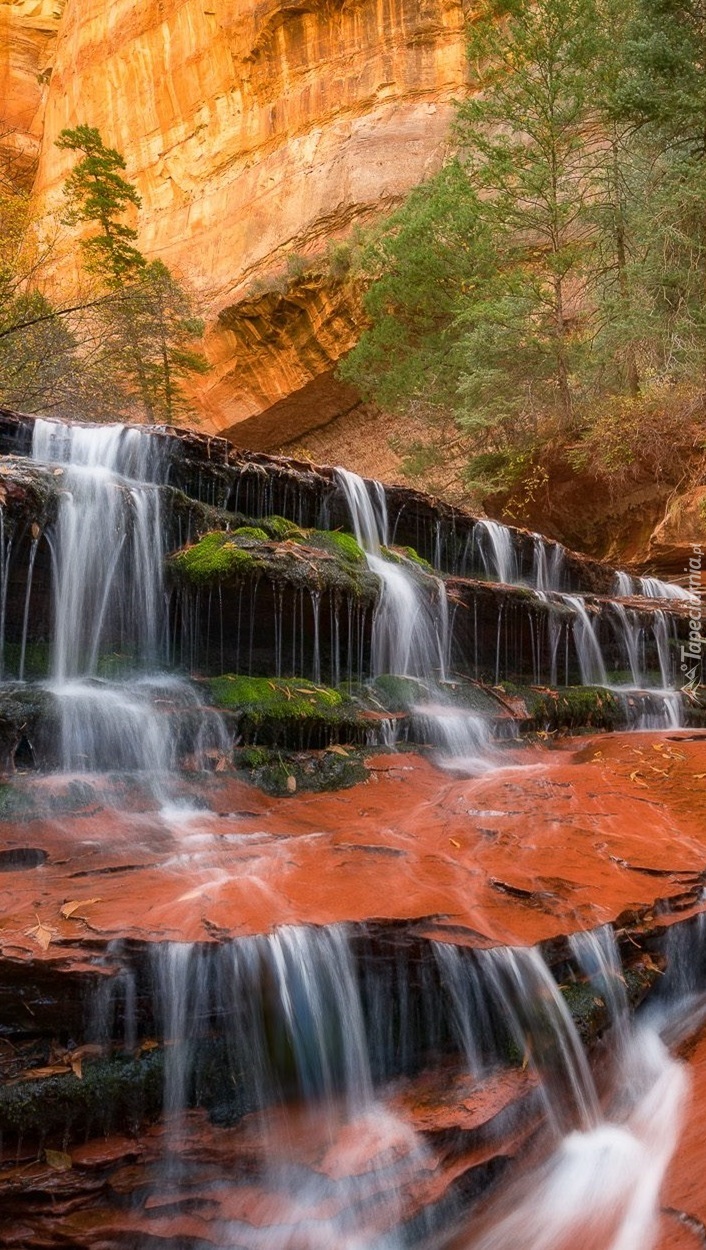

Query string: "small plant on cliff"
[[56, 125, 208, 422]]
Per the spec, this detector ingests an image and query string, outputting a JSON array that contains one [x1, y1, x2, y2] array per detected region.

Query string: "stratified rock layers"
[[32, 0, 469, 437]]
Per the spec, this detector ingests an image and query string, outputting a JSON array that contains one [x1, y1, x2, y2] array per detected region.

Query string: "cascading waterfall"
[[453, 928, 687, 1250], [31, 419, 228, 776], [337, 468, 494, 769], [93, 921, 692, 1250], [640, 575, 697, 601], [146, 926, 434, 1249]]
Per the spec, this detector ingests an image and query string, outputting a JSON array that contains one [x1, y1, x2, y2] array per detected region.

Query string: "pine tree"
[[56, 125, 145, 284], [57, 126, 208, 421]]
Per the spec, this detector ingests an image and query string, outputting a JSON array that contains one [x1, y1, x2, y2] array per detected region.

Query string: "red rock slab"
[[0, 1064, 532, 1250], [659, 1025, 706, 1250], [0, 731, 705, 964]]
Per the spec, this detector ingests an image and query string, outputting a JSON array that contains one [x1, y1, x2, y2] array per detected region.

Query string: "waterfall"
[[640, 575, 697, 602], [337, 467, 501, 771], [454, 930, 687, 1250], [336, 467, 449, 682], [148, 926, 433, 1249], [562, 594, 608, 686], [31, 418, 228, 776], [615, 571, 634, 596], [478, 518, 518, 585]]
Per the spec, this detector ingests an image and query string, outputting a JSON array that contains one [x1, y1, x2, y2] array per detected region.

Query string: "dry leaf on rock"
[[45, 1149, 72, 1171], [24, 915, 56, 950], [60, 898, 101, 920]]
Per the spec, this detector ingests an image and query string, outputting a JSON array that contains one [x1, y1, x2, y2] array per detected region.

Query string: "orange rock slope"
[[2, 729, 706, 969], [25, 0, 470, 440]]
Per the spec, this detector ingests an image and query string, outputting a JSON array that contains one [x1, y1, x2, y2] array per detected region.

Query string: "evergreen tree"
[[57, 126, 208, 421], [57, 125, 145, 283]]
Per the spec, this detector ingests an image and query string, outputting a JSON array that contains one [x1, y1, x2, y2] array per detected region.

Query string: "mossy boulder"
[[236, 746, 368, 796], [207, 675, 369, 748], [169, 531, 257, 584], [0, 1050, 164, 1147], [168, 526, 377, 600]]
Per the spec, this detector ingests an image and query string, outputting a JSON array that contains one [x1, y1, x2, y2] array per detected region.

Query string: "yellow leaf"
[[24, 915, 56, 950], [326, 745, 349, 757], [70, 1055, 82, 1079], [31, 522, 40, 540], [45, 1149, 72, 1171], [652, 743, 666, 752], [60, 898, 100, 920], [693, 773, 706, 780], [285, 775, 297, 793], [629, 771, 648, 788], [449, 838, 461, 849]]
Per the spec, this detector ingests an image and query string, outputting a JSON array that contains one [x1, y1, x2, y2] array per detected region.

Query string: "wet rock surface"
[[0, 730, 704, 963]]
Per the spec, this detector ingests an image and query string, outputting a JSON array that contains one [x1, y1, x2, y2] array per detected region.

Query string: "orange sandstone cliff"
[[10, 0, 470, 442]]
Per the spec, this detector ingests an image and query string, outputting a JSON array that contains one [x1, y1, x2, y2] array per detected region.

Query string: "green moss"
[[0, 1051, 164, 1143], [169, 532, 257, 584], [237, 747, 368, 796], [233, 525, 269, 541], [209, 675, 344, 717], [401, 546, 435, 574], [256, 516, 303, 541], [368, 674, 429, 712], [299, 529, 365, 564]]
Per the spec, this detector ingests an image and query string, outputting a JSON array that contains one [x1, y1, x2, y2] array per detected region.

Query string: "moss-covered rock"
[[0, 1050, 164, 1146], [233, 525, 269, 541], [301, 529, 365, 564], [169, 526, 378, 601], [208, 675, 369, 748], [236, 746, 368, 796], [170, 532, 257, 584]]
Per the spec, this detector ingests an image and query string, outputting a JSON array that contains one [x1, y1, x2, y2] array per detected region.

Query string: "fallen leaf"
[[60, 898, 101, 920], [629, 770, 648, 788], [326, 745, 349, 757], [449, 838, 461, 849], [30, 522, 40, 540], [45, 1149, 72, 1171], [24, 915, 56, 950], [70, 1055, 82, 1079], [693, 773, 706, 779], [285, 775, 297, 794], [18, 1064, 71, 1080]]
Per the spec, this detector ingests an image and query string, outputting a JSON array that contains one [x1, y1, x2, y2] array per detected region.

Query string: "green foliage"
[[57, 124, 145, 283], [345, 0, 706, 498], [56, 126, 208, 421]]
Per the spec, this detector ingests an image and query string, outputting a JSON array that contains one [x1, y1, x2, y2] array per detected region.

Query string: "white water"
[[457, 929, 687, 1250], [149, 926, 433, 1249], [640, 575, 697, 602], [31, 419, 228, 775], [336, 467, 449, 683]]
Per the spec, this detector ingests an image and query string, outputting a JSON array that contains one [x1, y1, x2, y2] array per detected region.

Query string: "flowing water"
[[0, 419, 698, 1249], [31, 419, 228, 782]]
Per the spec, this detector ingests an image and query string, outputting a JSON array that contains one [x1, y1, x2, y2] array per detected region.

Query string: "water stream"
[[0, 418, 699, 1249]]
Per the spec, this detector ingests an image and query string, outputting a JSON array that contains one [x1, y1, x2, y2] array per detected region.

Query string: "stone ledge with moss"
[[206, 675, 376, 749], [168, 520, 380, 601]]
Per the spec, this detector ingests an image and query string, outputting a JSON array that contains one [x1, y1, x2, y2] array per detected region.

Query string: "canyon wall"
[[0, 0, 64, 185], [22, 0, 470, 441]]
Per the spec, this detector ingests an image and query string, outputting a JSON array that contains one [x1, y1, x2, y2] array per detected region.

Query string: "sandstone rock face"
[[31, 0, 470, 440], [0, 0, 63, 185]]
